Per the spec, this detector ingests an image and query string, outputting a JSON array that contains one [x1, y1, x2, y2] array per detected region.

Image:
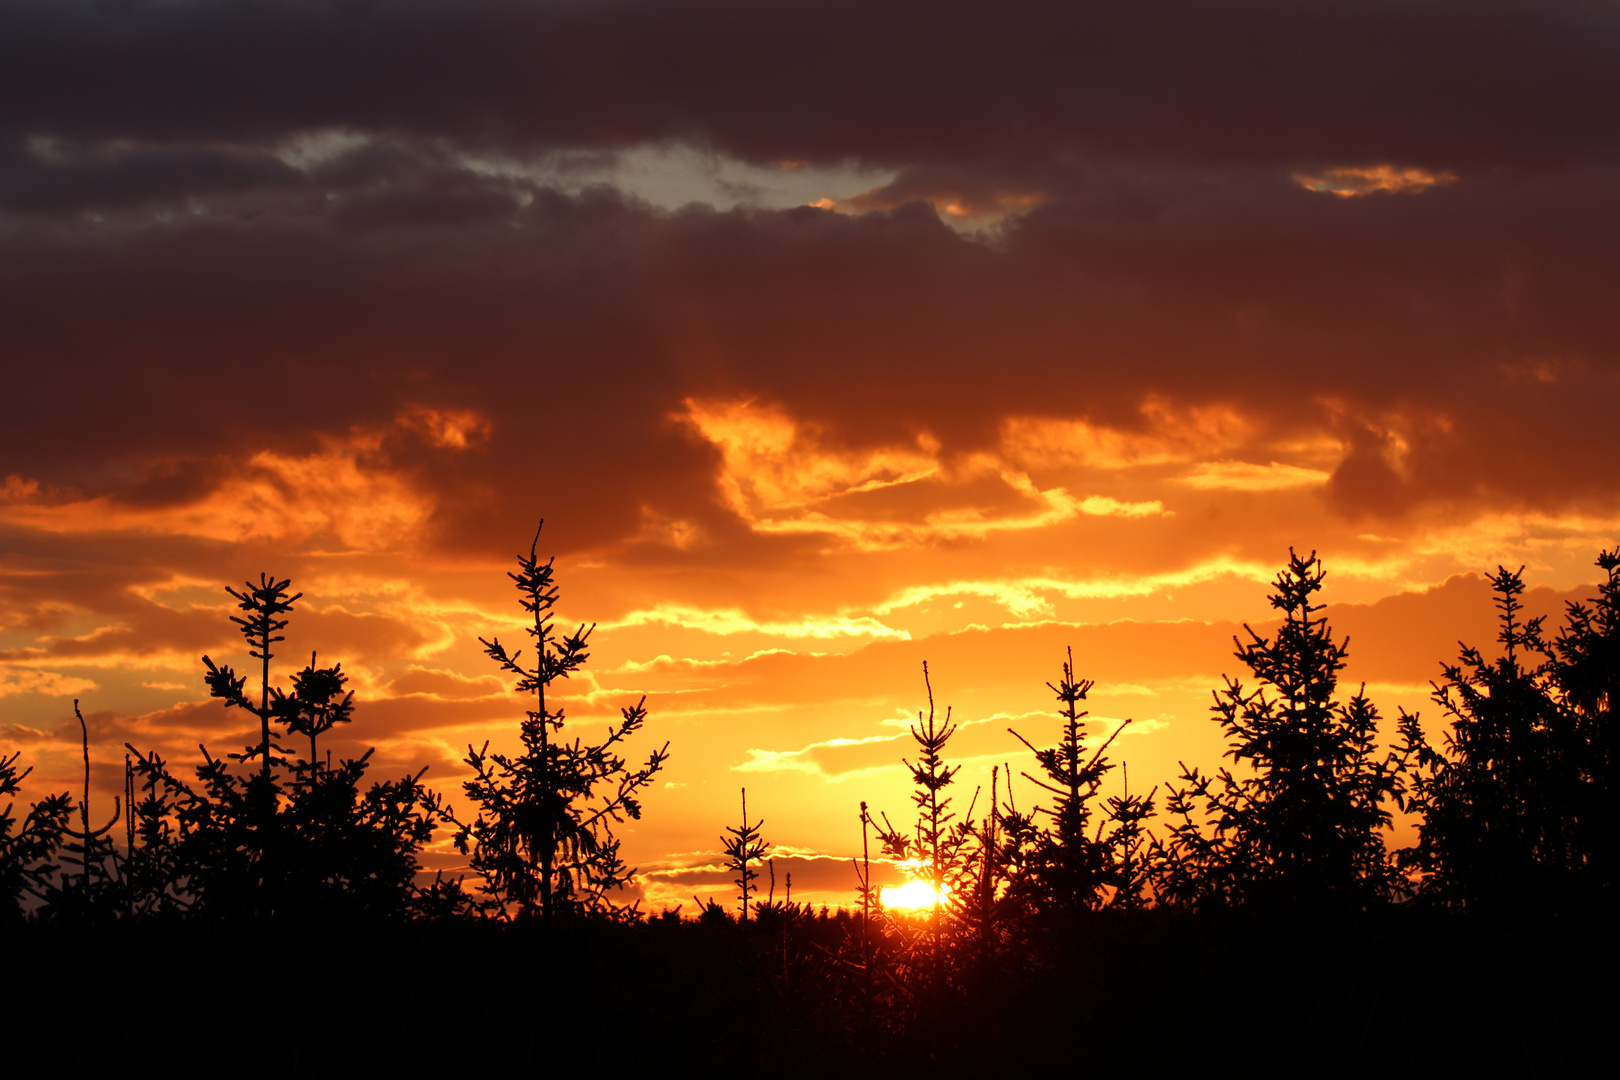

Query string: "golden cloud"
[[1179, 460, 1331, 491], [0, 666, 98, 698], [1293, 164, 1458, 198], [677, 398, 1165, 551]]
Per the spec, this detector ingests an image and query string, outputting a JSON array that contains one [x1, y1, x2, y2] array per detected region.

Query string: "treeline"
[[3, 534, 1616, 1070]]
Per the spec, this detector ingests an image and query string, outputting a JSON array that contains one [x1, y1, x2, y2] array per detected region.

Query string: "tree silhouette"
[[721, 788, 769, 923], [1096, 764, 1157, 910], [872, 661, 974, 987], [1157, 550, 1408, 909], [0, 749, 72, 922], [120, 576, 447, 920], [41, 700, 123, 918], [1009, 648, 1129, 918], [456, 522, 669, 922], [1401, 565, 1584, 909], [949, 765, 1038, 970], [203, 574, 302, 791], [1550, 549, 1620, 899], [274, 652, 354, 772]]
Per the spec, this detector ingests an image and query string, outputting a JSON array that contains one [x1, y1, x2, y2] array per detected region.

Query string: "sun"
[[880, 858, 951, 910], [880, 879, 949, 910]]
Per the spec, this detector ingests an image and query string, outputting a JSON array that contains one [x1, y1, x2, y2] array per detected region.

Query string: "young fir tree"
[[1400, 565, 1584, 909], [1550, 549, 1620, 899], [274, 652, 354, 773], [1157, 550, 1408, 909], [873, 662, 971, 981], [1009, 648, 1129, 918], [124, 575, 448, 920], [204, 575, 302, 793], [949, 765, 1038, 969], [456, 523, 669, 922], [0, 749, 72, 922], [721, 788, 769, 923], [1097, 764, 1157, 911]]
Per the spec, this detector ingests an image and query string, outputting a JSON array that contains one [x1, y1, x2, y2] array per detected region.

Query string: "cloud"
[[0, 666, 97, 698], [1180, 461, 1331, 492], [602, 605, 909, 642], [1293, 165, 1459, 198]]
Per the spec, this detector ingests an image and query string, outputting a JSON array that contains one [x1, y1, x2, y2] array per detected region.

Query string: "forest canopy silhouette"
[[5, 530, 1616, 1072]]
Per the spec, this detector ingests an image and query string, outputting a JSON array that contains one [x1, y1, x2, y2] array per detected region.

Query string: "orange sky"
[[4, 0, 1620, 908], [3, 397, 1613, 906]]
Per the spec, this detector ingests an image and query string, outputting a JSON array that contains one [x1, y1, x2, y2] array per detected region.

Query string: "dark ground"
[[7, 908, 1613, 1076]]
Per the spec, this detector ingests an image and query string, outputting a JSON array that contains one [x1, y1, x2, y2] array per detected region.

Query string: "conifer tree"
[[721, 788, 769, 923], [204, 574, 302, 792], [873, 663, 971, 981], [275, 652, 354, 772], [1009, 648, 1129, 918], [1157, 550, 1408, 908], [0, 750, 72, 921], [456, 522, 669, 922], [1400, 565, 1583, 909], [1550, 549, 1620, 898], [124, 575, 447, 920], [1098, 764, 1157, 910]]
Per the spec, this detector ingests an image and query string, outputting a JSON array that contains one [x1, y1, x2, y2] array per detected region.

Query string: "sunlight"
[[880, 878, 950, 911]]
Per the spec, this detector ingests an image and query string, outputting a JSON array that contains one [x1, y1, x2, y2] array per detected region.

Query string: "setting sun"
[[880, 879, 950, 911]]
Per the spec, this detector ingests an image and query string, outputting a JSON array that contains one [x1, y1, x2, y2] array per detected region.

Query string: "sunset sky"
[[5, 0, 1620, 908]]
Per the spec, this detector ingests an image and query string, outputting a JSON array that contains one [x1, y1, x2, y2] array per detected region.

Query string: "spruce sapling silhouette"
[[1009, 647, 1130, 918], [0, 749, 72, 921], [274, 652, 354, 773], [123, 576, 448, 920], [456, 522, 670, 922], [872, 662, 970, 982], [1400, 565, 1581, 909], [721, 787, 769, 923], [1550, 549, 1620, 898], [1156, 549, 1408, 909], [1098, 764, 1157, 910], [203, 574, 302, 793], [950, 766, 1016, 966]]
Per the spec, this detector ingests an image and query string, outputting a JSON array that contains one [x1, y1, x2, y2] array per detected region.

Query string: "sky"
[[4, 0, 1620, 909]]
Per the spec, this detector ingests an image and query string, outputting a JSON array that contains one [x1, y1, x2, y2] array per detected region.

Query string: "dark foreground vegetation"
[[4, 527, 1617, 1071]]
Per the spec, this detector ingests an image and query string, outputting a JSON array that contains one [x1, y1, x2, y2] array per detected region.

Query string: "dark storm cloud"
[[2, 0, 1617, 175], [5, 168, 1620, 542], [2, 0, 1618, 549]]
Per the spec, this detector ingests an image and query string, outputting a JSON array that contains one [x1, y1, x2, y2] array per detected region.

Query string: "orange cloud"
[[1293, 164, 1457, 197], [677, 398, 1166, 550]]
